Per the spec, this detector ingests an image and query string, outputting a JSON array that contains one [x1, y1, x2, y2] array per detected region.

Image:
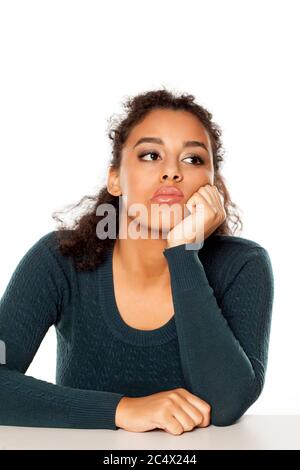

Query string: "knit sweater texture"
[[0, 230, 274, 429]]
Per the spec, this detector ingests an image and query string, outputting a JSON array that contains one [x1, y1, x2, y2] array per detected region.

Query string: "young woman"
[[0, 89, 274, 435]]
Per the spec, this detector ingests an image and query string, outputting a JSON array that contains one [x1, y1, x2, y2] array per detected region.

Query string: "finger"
[[211, 186, 227, 224], [211, 185, 224, 211], [169, 393, 203, 428], [194, 404, 210, 427], [200, 186, 224, 223], [178, 391, 211, 428], [207, 185, 221, 209], [186, 192, 205, 215], [185, 397, 211, 428], [164, 414, 184, 435], [171, 403, 198, 432], [185, 194, 206, 243], [198, 185, 218, 210], [196, 406, 211, 428]]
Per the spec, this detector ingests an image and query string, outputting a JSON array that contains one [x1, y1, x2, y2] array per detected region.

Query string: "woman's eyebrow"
[[133, 136, 209, 153]]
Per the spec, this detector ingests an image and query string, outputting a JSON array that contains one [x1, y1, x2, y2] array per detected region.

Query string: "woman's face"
[[108, 108, 214, 238]]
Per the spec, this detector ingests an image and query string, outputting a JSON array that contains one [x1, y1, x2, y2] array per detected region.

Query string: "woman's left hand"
[[166, 184, 226, 248]]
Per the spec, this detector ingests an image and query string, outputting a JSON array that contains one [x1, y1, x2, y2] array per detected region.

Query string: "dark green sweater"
[[0, 231, 274, 429]]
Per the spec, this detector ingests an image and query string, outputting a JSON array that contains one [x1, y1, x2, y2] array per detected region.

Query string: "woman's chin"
[[139, 220, 181, 240]]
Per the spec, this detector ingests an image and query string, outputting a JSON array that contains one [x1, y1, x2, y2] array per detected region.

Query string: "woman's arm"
[[0, 235, 125, 429], [163, 243, 274, 426]]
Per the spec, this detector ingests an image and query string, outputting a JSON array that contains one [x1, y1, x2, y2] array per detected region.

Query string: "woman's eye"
[[138, 151, 160, 161], [183, 155, 205, 165], [137, 151, 205, 165]]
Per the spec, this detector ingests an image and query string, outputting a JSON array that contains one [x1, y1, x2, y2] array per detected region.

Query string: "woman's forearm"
[[163, 243, 274, 426]]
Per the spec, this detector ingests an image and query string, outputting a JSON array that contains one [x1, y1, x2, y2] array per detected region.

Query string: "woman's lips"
[[150, 194, 184, 204]]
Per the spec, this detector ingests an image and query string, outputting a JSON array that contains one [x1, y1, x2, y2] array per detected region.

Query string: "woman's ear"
[[107, 166, 122, 196]]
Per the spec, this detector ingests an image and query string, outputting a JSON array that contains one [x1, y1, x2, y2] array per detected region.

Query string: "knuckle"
[[164, 397, 174, 407], [168, 392, 178, 401]]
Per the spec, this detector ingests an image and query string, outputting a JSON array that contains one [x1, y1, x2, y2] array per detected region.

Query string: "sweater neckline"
[[98, 242, 177, 347]]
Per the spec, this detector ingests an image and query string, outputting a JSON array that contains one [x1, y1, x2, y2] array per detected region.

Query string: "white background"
[[0, 0, 299, 415]]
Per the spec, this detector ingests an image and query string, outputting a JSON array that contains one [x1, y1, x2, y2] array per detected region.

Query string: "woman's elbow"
[[210, 409, 244, 426], [210, 389, 261, 427]]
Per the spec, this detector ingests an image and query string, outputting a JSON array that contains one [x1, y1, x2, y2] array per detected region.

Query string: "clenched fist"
[[167, 184, 226, 248], [115, 387, 211, 435]]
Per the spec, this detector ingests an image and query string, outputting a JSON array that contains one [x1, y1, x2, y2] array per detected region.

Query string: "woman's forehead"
[[125, 109, 210, 148]]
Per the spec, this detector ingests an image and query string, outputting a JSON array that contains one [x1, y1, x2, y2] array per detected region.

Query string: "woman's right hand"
[[115, 387, 211, 435]]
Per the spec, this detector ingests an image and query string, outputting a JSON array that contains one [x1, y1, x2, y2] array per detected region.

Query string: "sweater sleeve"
[[163, 243, 274, 426], [0, 235, 125, 429]]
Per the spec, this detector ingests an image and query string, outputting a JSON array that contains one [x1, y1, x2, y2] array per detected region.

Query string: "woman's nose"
[[161, 172, 183, 182]]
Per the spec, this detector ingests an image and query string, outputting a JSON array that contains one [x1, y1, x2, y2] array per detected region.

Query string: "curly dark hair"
[[52, 87, 243, 272]]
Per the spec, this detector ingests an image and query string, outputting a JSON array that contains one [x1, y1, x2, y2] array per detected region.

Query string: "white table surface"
[[0, 415, 299, 450]]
